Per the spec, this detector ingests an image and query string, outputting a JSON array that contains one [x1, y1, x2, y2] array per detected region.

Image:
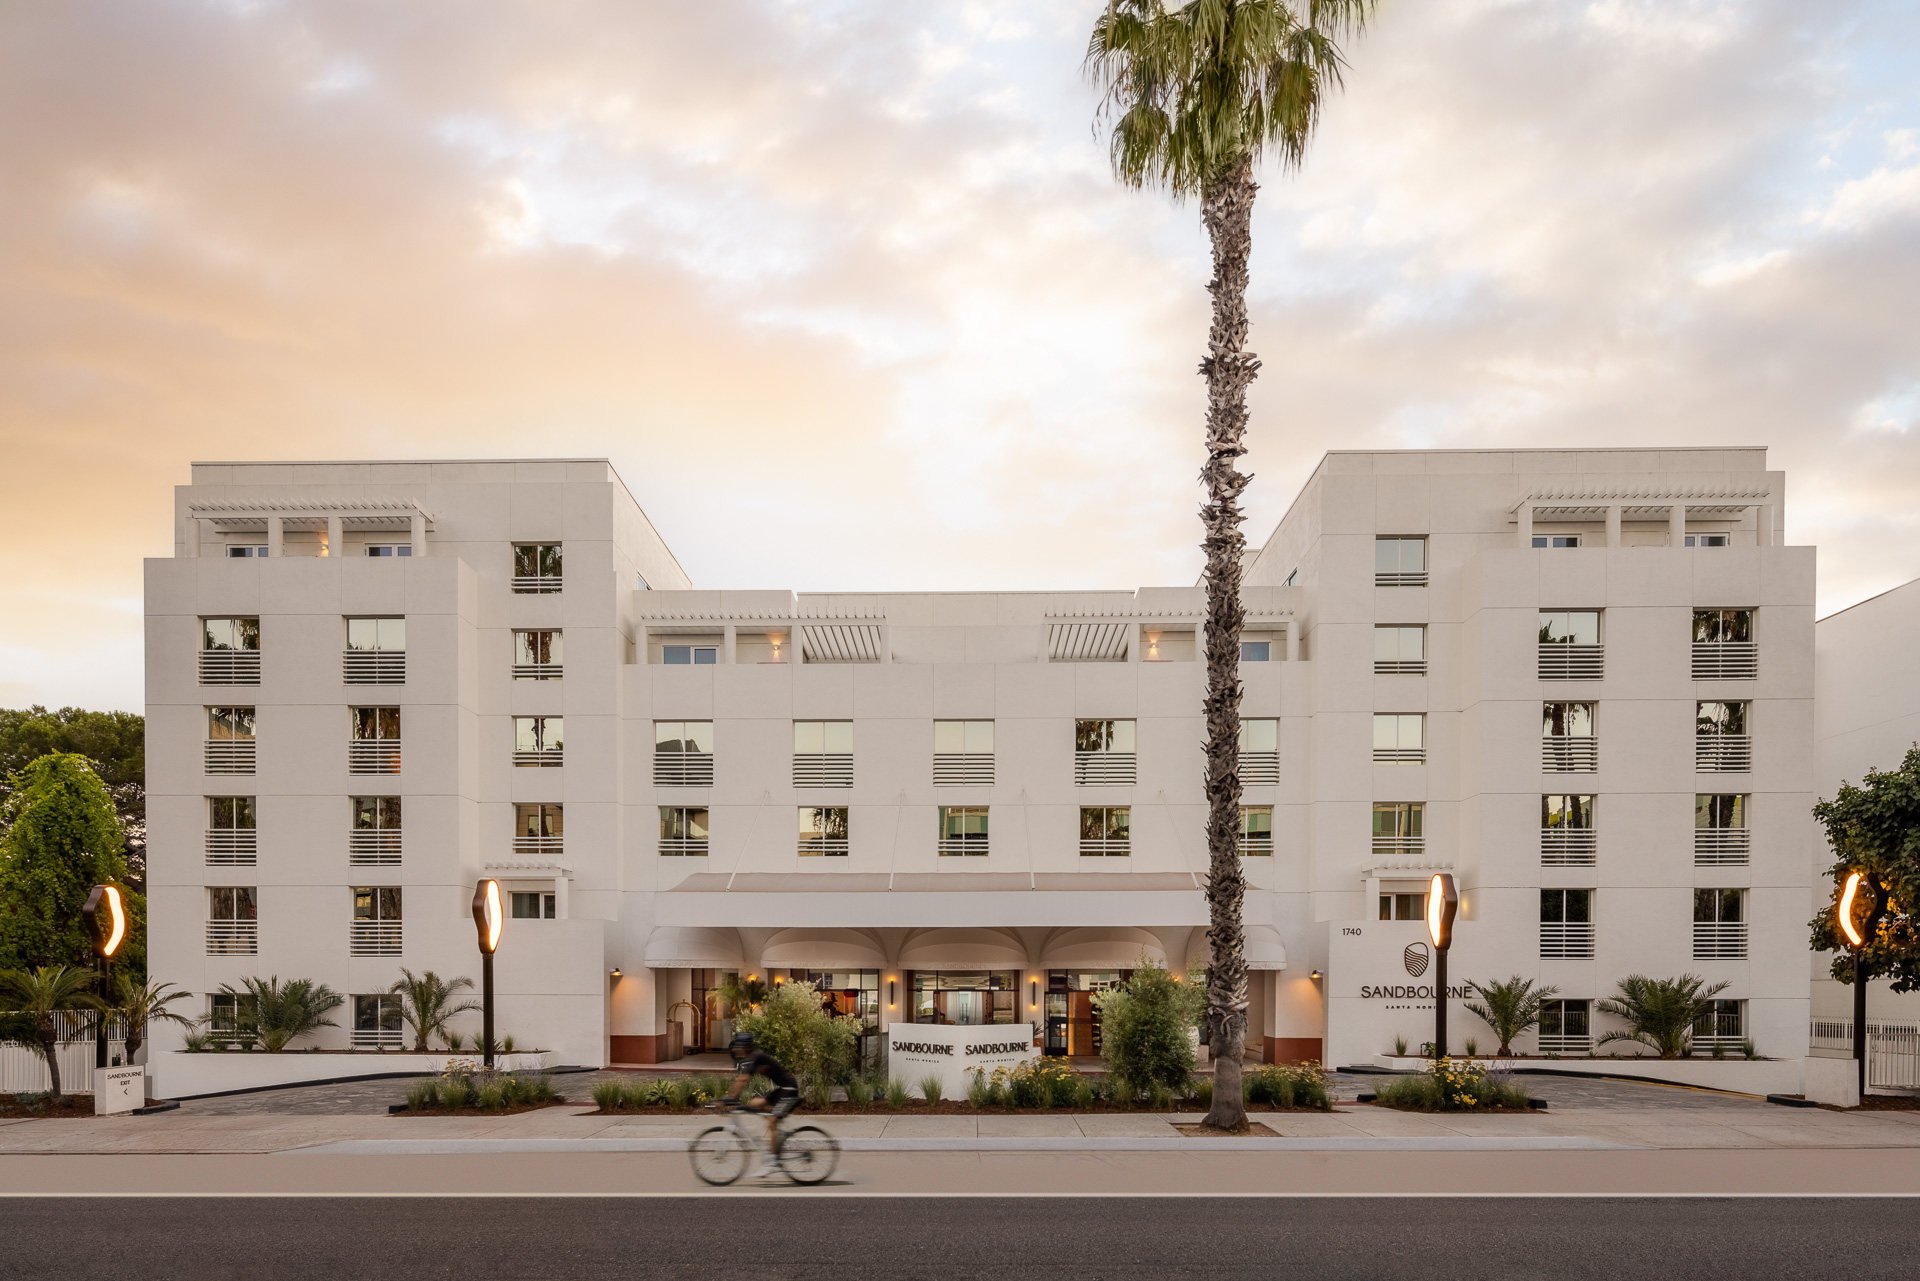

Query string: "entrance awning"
[[1043, 927, 1169, 970], [760, 928, 887, 970], [897, 927, 1028, 970], [643, 926, 744, 969], [655, 871, 1223, 930]]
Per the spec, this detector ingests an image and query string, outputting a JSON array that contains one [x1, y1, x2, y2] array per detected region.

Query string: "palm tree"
[[1597, 974, 1731, 1059], [1087, 0, 1376, 1130], [388, 969, 481, 1052], [0, 965, 105, 1102], [1464, 975, 1558, 1057], [218, 976, 344, 1052], [114, 975, 195, 1063]]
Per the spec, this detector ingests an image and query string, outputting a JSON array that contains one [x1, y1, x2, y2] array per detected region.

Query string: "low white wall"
[[1371, 1054, 1804, 1097], [1803, 1055, 1861, 1108], [150, 1050, 552, 1100]]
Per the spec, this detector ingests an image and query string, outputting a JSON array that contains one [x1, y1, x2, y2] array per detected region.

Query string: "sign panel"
[[95, 1065, 144, 1116], [886, 1022, 1037, 1098]]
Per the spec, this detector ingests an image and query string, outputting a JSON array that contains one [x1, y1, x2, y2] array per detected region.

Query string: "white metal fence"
[[1809, 1018, 1920, 1090], [0, 1011, 132, 1094]]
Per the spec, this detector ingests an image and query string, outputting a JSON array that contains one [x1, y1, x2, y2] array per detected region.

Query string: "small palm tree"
[[388, 969, 481, 1052], [1597, 974, 1731, 1059], [1464, 975, 1558, 1057], [115, 976, 195, 1063], [218, 976, 344, 1052], [0, 966, 106, 1102]]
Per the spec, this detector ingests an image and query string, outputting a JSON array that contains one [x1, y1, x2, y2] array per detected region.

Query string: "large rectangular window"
[[511, 543, 563, 592], [206, 886, 258, 955], [1696, 701, 1751, 772], [934, 720, 995, 785], [1694, 887, 1748, 961], [512, 629, 563, 679], [1374, 537, 1428, 586], [1539, 999, 1592, 1052], [205, 706, 257, 775], [512, 716, 564, 766], [200, 617, 261, 686], [1692, 609, 1757, 678], [654, 721, 714, 785], [1373, 626, 1426, 675], [798, 807, 849, 857], [205, 795, 257, 867], [350, 886, 402, 955], [1239, 718, 1279, 785], [1540, 888, 1595, 957], [1370, 802, 1424, 854], [511, 891, 557, 920], [1372, 714, 1425, 764], [352, 994, 404, 1048], [1543, 702, 1597, 772], [937, 806, 990, 856], [1694, 793, 1749, 867], [1078, 806, 1131, 856], [662, 642, 718, 665], [514, 803, 564, 856], [1694, 999, 1745, 1045], [348, 706, 402, 775], [1540, 794, 1596, 866], [350, 795, 402, 866], [793, 721, 854, 787], [660, 806, 710, 856], [343, 618, 406, 684], [1238, 805, 1273, 856], [1074, 719, 1136, 785], [1379, 892, 1425, 921]]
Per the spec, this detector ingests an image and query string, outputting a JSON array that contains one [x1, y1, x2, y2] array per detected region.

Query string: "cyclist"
[[723, 1031, 800, 1178]]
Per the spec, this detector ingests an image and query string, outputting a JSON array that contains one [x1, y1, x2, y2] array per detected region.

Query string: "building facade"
[[145, 449, 1816, 1071]]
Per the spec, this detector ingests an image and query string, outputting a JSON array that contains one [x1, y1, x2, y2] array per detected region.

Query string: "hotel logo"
[[1402, 942, 1431, 977]]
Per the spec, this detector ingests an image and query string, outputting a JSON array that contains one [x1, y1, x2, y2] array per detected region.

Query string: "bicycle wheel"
[[778, 1125, 840, 1185], [689, 1125, 750, 1186]]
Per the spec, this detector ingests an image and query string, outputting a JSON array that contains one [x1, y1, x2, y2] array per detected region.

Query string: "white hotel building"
[[145, 448, 1816, 1073]]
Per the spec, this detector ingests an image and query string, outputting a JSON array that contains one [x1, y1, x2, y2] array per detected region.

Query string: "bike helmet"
[[729, 1031, 755, 1056]]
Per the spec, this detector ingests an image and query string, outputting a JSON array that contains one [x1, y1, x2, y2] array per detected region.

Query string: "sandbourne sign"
[[886, 1022, 1037, 1098]]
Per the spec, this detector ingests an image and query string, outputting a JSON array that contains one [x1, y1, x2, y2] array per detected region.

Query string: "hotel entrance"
[[910, 971, 1020, 1025], [1043, 970, 1126, 1057]]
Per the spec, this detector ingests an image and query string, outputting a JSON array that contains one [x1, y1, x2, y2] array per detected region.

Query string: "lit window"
[[1378, 892, 1425, 921]]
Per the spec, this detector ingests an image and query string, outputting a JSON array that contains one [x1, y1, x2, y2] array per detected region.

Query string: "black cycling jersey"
[[734, 1049, 798, 1093]]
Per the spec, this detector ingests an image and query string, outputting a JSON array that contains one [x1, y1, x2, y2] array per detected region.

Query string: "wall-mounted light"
[[773, 974, 785, 986], [1030, 976, 1040, 1009], [1147, 633, 1160, 658], [770, 634, 784, 661], [1310, 969, 1323, 982], [610, 967, 622, 979], [887, 976, 898, 1008]]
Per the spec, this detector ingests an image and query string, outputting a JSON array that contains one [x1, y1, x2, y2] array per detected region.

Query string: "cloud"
[[0, 0, 1916, 710]]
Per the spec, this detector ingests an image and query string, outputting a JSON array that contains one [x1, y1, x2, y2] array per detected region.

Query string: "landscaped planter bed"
[[388, 1101, 574, 1117], [0, 1095, 110, 1119], [587, 1100, 1337, 1117]]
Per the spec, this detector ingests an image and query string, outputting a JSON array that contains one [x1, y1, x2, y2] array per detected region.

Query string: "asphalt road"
[[0, 1196, 1908, 1280]]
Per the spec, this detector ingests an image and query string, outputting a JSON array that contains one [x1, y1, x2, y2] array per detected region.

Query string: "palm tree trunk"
[[1198, 157, 1259, 1132], [41, 1035, 62, 1103]]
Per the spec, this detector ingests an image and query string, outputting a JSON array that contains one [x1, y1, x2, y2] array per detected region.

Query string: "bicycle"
[[689, 1100, 840, 1186]]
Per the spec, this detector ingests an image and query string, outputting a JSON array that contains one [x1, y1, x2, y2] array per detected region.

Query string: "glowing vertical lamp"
[[82, 884, 128, 1070], [1425, 873, 1459, 1061], [472, 879, 504, 1068], [1837, 871, 1888, 1100]]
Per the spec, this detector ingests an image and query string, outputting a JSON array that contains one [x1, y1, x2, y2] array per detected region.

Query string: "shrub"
[[182, 1024, 214, 1053], [592, 1081, 625, 1111], [215, 976, 344, 1052], [804, 1077, 833, 1109], [502, 1035, 516, 1054], [845, 1076, 873, 1107], [1072, 1078, 1096, 1111], [1597, 974, 1732, 1059], [664, 1078, 695, 1109], [967, 1071, 991, 1108], [406, 1079, 441, 1110], [734, 980, 860, 1091], [1096, 962, 1203, 1102], [919, 1075, 944, 1105], [1244, 1062, 1332, 1110], [445, 1032, 465, 1052], [474, 1079, 506, 1111], [1741, 1038, 1759, 1061], [1375, 1058, 1528, 1112], [1464, 1037, 1479, 1058], [1393, 1035, 1408, 1056], [1189, 1076, 1213, 1109], [440, 1078, 475, 1110], [885, 1077, 910, 1109]]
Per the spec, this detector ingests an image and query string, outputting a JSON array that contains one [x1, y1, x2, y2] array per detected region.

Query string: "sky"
[[1, 0, 1917, 713]]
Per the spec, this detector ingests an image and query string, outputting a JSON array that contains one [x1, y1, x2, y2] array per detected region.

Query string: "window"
[[1540, 794, 1596, 866], [205, 706, 257, 775], [798, 806, 849, 857], [511, 892, 557, 920], [202, 618, 260, 653], [511, 543, 562, 591], [1542, 702, 1597, 772], [1379, 892, 1425, 921], [514, 803, 564, 854], [1694, 999, 1745, 1044], [1372, 714, 1425, 764], [1374, 537, 1428, 586], [512, 716, 564, 766], [350, 795, 402, 865], [662, 643, 718, 665], [349, 706, 402, 775], [206, 886, 257, 955], [512, 629, 563, 679], [1240, 640, 1271, 662], [1238, 805, 1273, 856], [1696, 701, 1751, 772], [226, 544, 268, 558], [366, 543, 412, 557], [1539, 999, 1592, 1052], [1692, 609, 1757, 679], [660, 806, 710, 855], [1239, 718, 1279, 785], [793, 721, 853, 787], [1074, 719, 1136, 785], [1540, 889, 1594, 958], [206, 796, 256, 866], [1695, 793, 1750, 866], [1694, 888, 1747, 960], [343, 618, 406, 684], [1538, 611, 1604, 679], [1543, 702, 1594, 737], [1373, 626, 1426, 675], [1538, 611, 1601, 646], [1371, 802, 1424, 854], [1684, 533, 1730, 548], [933, 720, 994, 785], [352, 994, 404, 1048], [937, 806, 989, 856], [654, 721, 714, 785], [1692, 609, 1753, 644], [208, 796, 255, 828], [1531, 534, 1581, 548], [1078, 806, 1131, 856], [1696, 701, 1748, 735], [209, 993, 252, 1040], [1541, 794, 1594, 830], [351, 886, 403, 955]]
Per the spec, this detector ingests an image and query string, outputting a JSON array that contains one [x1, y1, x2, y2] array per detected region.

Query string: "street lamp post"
[[472, 879, 503, 1069], [1426, 873, 1459, 1061], [1837, 870, 1888, 1101], [82, 884, 128, 1070]]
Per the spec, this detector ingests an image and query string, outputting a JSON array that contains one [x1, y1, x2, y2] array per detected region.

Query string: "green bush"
[[919, 1075, 944, 1105], [967, 1071, 991, 1108], [733, 980, 860, 1091], [1072, 1078, 1096, 1110], [1244, 1062, 1332, 1110], [1096, 962, 1203, 1102], [406, 1080, 441, 1110], [664, 1078, 695, 1109], [845, 1076, 874, 1107], [885, 1077, 910, 1109], [1189, 1076, 1213, 1109], [592, 1081, 625, 1111], [1374, 1058, 1528, 1112], [804, 1077, 833, 1109]]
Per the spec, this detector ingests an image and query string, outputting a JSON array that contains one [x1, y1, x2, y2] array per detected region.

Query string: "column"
[[722, 624, 736, 665], [409, 513, 426, 558], [1605, 506, 1622, 548], [1758, 501, 1776, 547], [266, 515, 284, 558], [1285, 620, 1301, 662], [1516, 502, 1533, 546], [182, 515, 200, 558], [1669, 504, 1687, 547], [326, 514, 343, 559]]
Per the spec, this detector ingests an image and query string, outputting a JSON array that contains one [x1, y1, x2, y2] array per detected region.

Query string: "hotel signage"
[[886, 1021, 1037, 1098]]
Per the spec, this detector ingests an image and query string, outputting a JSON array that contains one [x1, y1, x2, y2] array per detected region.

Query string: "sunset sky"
[[2, 0, 1917, 713]]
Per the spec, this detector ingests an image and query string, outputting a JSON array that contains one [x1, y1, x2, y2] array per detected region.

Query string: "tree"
[[0, 753, 139, 975], [1097, 961, 1206, 1100], [217, 976, 344, 1052], [732, 980, 859, 1090], [0, 965, 105, 1102], [1464, 975, 1558, 1057], [388, 969, 481, 1052], [1596, 974, 1730, 1059], [1087, 0, 1376, 1130], [1807, 744, 1920, 991], [0, 708, 145, 884], [115, 975, 194, 1063]]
